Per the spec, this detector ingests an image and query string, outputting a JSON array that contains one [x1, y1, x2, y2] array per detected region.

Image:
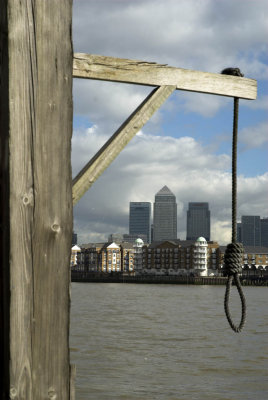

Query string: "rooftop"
[[155, 185, 175, 197]]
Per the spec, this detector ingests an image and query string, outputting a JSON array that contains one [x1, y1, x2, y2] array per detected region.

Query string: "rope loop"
[[224, 273, 246, 333], [223, 242, 246, 332], [224, 242, 246, 332], [224, 242, 244, 276], [223, 241, 246, 333]]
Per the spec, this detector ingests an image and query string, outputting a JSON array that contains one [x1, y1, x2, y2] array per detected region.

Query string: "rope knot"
[[224, 242, 244, 276]]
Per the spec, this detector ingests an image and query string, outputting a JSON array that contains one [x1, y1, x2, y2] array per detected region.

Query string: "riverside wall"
[[71, 271, 268, 286]]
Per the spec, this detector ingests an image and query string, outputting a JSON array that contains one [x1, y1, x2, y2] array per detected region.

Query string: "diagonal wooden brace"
[[72, 85, 176, 204]]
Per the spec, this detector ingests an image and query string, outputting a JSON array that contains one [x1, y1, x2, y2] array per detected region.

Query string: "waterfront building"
[[217, 245, 268, 276], [186, 202, 210, 241], [77, 241, 136, 273], [70, 245, 81, 267], [75, 240, 268, 277], [153, 186, 177, 241], [141, 238, 218, 277], [76, 243, 105, 272], [129, 202, 151, 243], [133, 238, 144, 274], [99, 242, 121, 273], [192, 237, 208, 276], [121, 242, 135, 273]]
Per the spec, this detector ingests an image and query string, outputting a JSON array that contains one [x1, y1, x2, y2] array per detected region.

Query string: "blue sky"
[[72, 0, 268, 245]]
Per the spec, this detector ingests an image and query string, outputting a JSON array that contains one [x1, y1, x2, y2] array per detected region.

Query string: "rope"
[[224, 242, 246, 332], [222, 93, 247, 333]]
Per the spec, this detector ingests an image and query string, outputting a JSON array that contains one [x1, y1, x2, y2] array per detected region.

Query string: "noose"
[[221, 68, 247, 333]]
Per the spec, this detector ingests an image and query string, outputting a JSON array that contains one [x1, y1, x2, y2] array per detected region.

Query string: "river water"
[[70, 283, 268, 400]]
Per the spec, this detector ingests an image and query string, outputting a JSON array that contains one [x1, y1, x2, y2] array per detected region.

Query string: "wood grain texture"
[[3, 1, 73, 398], [0, 1, 10, 396], [72, 85, 176, 205], [73, 53, 257, 100]]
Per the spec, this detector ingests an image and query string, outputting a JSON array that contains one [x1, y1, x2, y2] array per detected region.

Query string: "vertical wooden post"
[[0, 1, 73, 398]]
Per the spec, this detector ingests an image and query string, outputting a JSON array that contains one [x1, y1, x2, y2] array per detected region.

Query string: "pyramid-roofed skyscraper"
[[153, 186, 177, 241]]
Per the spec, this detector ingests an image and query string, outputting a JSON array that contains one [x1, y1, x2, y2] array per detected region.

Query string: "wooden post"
[[0, 1, 73, 398]]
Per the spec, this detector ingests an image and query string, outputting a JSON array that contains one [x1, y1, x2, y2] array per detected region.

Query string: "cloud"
[[72, 0, 267, 124], [73, 79, 151, 128], [72, 127, 268, 245], [176, 92, 230, 117], [242, 95, 268, 110], [240, 121, 268, 149], [73, 0, 268, 76]]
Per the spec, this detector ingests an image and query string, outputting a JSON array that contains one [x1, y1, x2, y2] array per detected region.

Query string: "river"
[[70, 283, 268, 400]]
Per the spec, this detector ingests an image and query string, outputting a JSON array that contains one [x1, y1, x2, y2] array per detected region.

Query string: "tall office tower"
[[153, 186, 177, 241], [261, 218, 268, 247], [186, 202, 210, 241], [72, 232, 78, 245], [237, 222, 242, 242], [129, 202, 151, 243], [241, 216, 261, 246]]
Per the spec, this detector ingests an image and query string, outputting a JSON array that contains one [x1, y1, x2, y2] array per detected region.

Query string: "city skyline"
[[74, 185, 268, 246], [72, 0, 268, 245]]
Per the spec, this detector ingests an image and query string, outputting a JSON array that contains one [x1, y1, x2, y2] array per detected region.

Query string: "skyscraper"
[[186, 202, 210, 241], [129, 202, 151, 243], [241, 216, 261, 246], [237, 216, 268, 246], [153, 186, 177, 241], [261, 218, 268, 247], [237, 216, 261, 246], [237, 222, 242, 242]]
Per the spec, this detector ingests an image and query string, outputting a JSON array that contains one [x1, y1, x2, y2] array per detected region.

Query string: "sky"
[[71, 0, 268, 245]]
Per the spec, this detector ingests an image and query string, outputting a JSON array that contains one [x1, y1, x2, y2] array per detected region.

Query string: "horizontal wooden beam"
[[72, 85, 176, 205], [73, 53, 257, 100]]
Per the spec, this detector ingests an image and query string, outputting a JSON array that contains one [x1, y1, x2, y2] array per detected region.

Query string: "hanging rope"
[[221, 68, 247, 332]]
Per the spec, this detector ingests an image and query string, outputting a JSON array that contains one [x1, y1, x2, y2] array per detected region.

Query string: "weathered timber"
[[72, 85, 176, 205], [73, 53, 257, 100], [0, 1, 73, 398], [0, 1, 10, 396]]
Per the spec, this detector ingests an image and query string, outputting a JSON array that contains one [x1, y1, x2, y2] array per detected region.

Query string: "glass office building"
[[129, 202, 151, 243], [240, 216, 261, 246], [186, 202, 210, 241], [153, 186, 177, 241]]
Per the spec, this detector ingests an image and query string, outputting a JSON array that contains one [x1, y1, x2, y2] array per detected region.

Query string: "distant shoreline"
[[71, 272, 268, 286]]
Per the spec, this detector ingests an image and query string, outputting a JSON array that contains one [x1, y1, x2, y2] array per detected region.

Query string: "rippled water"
[[70, 283, 268, 400]]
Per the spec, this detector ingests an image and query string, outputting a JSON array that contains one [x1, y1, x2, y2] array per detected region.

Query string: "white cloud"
[[240, 122, 268, 149], [177, 92, 230, 117], [242, 95, 268, 110], [73, 0, 268, 76], [73, 0, 267, 124], [73, 79, 152, 128]]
